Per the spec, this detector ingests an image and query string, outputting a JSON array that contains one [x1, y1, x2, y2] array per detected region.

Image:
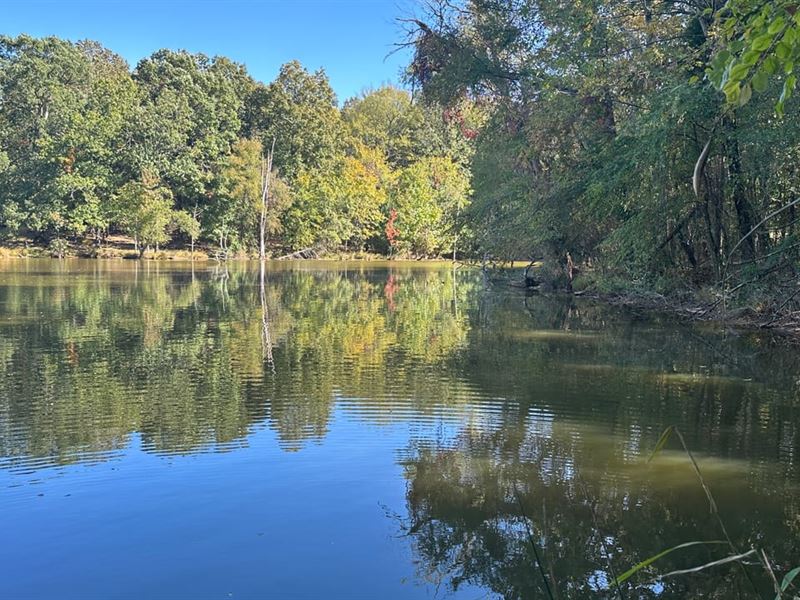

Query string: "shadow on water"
[[1, 259, 799, 598]]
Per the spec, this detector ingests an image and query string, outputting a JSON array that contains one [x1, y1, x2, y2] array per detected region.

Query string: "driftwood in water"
[[524, 260, 540, 288], [276, 247, 318, 260]]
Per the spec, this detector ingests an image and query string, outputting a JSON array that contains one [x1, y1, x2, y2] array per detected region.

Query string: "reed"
[[614, 425, 800, 599]]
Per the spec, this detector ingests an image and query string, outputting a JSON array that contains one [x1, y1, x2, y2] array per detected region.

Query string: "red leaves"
[[385, 208, 399, 248], [443, 108, 478, 139]]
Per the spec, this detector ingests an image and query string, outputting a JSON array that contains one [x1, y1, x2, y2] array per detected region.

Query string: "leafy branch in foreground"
[[708, 0, 800, 114]]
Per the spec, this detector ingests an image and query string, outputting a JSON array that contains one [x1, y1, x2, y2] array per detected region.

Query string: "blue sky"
[[3, 0, 417, 102]]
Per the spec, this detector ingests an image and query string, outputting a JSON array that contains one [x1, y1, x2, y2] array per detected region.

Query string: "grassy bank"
[[0, 236, 452, 262], [0, 237, 211, 261]]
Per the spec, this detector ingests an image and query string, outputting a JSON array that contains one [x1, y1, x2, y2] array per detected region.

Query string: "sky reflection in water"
[[0, 259, 798, 599]]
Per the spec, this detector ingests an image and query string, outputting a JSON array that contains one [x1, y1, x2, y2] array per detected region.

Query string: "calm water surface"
[[1, 259, 798, 599]]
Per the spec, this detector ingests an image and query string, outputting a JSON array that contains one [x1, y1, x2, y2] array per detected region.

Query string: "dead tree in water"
[[259, 260, 275, 373], [259, 138, 276, 261]]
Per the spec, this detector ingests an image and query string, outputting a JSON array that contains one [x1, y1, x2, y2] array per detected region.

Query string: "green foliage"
[[343, 86, 425, 167], [126, 50, 253, 208], [708, 1, 800, 114], [246, 61, 344, 180], [390, 157, 470, 256], [404, 0, 800, 296], [0, 35, 136, 239], [342, 86, 478, 169], [209, 137, 263, 251], [777, 566, 800, 598], [282, 148, 389, 252], [172, 209, 201, 241], [47, 237, 69, 259], [113, 171, 175, 251], [0, 36, 472, 258], [614, 541, 727, 585], [336, 145, 392, 247]]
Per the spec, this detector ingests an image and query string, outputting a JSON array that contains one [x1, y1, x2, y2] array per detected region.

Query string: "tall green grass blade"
[[777, 566, 800, 599], [648, 425, 675, 462], [614, 541, 726, 586], [512, 483, 556, 600], [649, 426, 760, 596]]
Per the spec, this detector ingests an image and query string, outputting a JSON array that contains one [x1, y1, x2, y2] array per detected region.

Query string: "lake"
[[0, 259, 798, 599]]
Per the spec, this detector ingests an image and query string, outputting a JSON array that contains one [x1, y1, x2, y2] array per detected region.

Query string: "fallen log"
[[276, 247, 318, 260]]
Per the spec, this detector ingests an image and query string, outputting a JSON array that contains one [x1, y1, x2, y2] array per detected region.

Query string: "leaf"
[[738, 82, 753, 106], [777, 566, 800, 599], [614, 541, 726, 586], [742, 49, 762, 67], [764, 55, 779, 75], [729, 63, 751, 84], [753, 69, 770, 92], [648, 425, 674, 462], [783, 74, 797, 103], [769, 17, 787, 35], [724, 81, 741, 103], [752, 34, 774, 52]]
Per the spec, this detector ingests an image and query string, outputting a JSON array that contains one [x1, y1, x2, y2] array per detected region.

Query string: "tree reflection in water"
[[0, 259, 799, 598]]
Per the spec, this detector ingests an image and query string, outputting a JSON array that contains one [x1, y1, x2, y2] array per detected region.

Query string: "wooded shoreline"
[[4, 12, 800, 323], [576, 289, 800, 341], [0, 238, 458, 262], [4, 243, 798, 340]]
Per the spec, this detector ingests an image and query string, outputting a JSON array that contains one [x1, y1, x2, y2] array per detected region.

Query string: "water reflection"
[[0, 259, 799, 598], [398, 419, 799, 598], [0, 261, 472, 463]]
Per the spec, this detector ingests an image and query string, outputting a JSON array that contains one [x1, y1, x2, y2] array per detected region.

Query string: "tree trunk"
[[191, 202, 199, 260], [260, 138, 276, 261], [726, 120, 758, 261]]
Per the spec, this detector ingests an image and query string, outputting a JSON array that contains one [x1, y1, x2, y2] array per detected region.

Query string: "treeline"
[[405, 0, 800, 301], [0, 35, 475, 257], [6, 0, 799, 296]]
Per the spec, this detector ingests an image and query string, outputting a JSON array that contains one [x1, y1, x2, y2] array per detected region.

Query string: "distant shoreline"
[[0, 238, 463, 263], [3, 245, 798, 339]]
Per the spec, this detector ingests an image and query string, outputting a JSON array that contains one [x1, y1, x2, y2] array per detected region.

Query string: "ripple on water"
[[0, 260, 798, 599]]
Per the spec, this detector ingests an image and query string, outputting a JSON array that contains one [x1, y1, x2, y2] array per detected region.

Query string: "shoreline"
[[487, 266, 800, 340], [4, 244, 797, 339], [0, 241, 454, 263], [573, 289, 800, 341]]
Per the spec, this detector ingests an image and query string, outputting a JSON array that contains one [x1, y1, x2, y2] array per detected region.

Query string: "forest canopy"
[[403, 0, 800, 299], [0, 35, 473, 258]]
